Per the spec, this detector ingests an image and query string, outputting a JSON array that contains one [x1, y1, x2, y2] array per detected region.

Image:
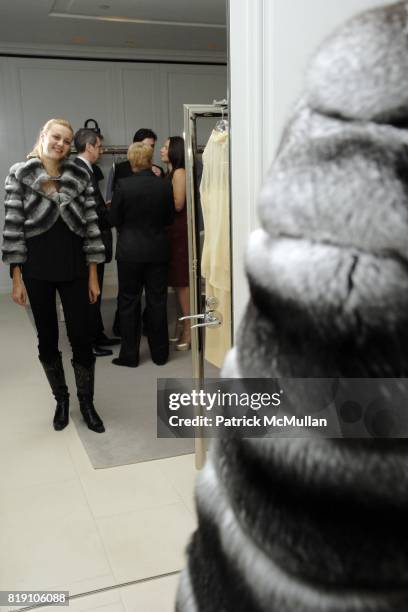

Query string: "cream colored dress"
[[200, 129, 231, 368]]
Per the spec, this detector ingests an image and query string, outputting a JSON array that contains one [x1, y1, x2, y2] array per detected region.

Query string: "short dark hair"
[[74, 128, 103, 153], [133, 128, 157, 143], [168, 136, 185, 177]]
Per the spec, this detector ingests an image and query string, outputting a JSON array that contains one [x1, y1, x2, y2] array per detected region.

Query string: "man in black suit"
[[73, 128, 119, 357]]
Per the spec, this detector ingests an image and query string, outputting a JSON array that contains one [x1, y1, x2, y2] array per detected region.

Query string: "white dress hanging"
[[200, 128, 231, 368]]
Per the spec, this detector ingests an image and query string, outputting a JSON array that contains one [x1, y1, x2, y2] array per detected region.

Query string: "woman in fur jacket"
[[177, 1, 408, 611], [2, 118, 106, 433]]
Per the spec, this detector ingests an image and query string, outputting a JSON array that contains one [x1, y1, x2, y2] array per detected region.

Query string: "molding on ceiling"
[[0, 41, 227, 63], [49, 11, 226, 29]]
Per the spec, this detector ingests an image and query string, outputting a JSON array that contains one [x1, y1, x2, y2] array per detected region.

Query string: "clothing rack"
[[100, 146, 128, 155], [183, 103, 230, 469], [212, 98, 228, 107], [183, 103, 230, 325], [70, 145, 128, 156]]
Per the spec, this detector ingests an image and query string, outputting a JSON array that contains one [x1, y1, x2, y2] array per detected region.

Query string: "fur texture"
[[2, 157, 105, 265], [178, 2, 408, 611]]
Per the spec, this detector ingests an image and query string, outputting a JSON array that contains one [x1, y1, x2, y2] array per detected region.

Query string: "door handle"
[[191, 311, 223, 329], [179, 314, 205, 322]]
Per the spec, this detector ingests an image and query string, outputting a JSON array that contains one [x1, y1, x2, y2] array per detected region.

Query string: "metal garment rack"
[[70, 145, 128, 156], [100, 146, 128, 156], [183, 103, 229, 469]]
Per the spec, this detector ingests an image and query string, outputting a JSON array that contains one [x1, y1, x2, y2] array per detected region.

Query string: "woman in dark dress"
[[2, 118, 105, 433], [160, 136, 191, 350], [108, 142, 175, 367]]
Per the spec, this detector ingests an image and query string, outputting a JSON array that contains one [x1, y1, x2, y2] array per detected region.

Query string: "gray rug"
[[28, 296, 219, 468]]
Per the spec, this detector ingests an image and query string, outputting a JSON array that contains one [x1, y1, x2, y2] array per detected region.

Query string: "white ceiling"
[[0, 0, 227, 57]]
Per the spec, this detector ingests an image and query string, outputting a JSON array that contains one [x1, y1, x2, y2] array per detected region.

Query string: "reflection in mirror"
[[0, 0, 228, 608]]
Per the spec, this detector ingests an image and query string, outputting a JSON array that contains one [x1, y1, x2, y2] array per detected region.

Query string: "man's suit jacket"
[[108, 169, 175, 263], [74, 157, 113, 263], [113, 160, 164, 188]]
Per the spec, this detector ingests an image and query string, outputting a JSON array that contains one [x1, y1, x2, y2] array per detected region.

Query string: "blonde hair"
[[127, 142, 153, 170], [28, 118, 74, 160]]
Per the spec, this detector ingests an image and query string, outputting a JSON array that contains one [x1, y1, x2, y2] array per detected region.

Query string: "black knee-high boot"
[[40, 353, 70, 431], [71, 360, 105, 433]]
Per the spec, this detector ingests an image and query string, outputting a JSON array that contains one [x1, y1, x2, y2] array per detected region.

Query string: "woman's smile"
[[41, 125, 72, 160]]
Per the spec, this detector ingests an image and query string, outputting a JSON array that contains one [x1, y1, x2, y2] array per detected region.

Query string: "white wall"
[[229, 0, 396, 333], [0, 56, 227, 293]]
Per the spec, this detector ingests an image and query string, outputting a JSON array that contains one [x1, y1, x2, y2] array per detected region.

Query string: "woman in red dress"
[[160, 136, 190, 350]]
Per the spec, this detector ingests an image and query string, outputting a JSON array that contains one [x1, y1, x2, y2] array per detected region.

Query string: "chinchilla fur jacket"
[[177, 2, 408, 611], [2, 157, 105, 265]]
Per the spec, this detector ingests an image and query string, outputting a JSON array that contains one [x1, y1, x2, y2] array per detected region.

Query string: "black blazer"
[[113, 160, 164, 186], [73, 157, 113, 263], [108, 169, 175, 263]]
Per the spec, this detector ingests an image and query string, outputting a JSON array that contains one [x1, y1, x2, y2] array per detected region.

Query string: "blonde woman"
[[108, 142, 174, 367], [2, 118, 105, 433]]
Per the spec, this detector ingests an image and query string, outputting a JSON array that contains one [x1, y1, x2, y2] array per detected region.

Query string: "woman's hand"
[[89, 278, 100, 304], [88, 263, 100, 304], [12, 282, 27, 306], [12, 267, 27, 306]]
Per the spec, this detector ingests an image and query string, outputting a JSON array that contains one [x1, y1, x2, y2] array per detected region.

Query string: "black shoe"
[[151, 345, 169, 366], [152, 358, 167, 366], [71, 360, 105, 433], [151, 353, 168, 366], [40, 353, 70, 431], [93, 345, 113, 357], [96, 333, 121, 346], [112, 357, 138, 368], [53, 398, 70, 430]]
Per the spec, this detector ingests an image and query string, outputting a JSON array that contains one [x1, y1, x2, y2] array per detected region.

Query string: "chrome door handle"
[[179, 314, 205, 322], [191, 311, 223, 329]]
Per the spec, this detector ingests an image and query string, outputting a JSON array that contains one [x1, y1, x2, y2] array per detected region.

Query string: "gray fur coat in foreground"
[[2, 157, 105, 265], [177, 2, 408, 611]]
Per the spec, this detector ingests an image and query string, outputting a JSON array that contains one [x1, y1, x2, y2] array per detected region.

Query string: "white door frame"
[[228, 0, 276, 333]]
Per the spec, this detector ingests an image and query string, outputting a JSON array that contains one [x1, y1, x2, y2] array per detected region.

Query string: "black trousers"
[[89, 263, 105, 344], [117, 261, 169, 364], [24, 276, 94, 367]]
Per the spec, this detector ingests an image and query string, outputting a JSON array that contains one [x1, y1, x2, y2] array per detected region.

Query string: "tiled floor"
[[0, 295, 197, 612], [28, 573, 180, 612]]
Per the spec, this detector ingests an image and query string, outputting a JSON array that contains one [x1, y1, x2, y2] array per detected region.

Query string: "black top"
[[23, 216, 87, 281], [108, 169, 175, 263]]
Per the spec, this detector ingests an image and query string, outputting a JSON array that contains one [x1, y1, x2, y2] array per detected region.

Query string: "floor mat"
[[29, 296, 219, 468]]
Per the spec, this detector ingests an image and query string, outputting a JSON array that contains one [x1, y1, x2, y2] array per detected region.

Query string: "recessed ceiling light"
[[99, 4, 110, 9]]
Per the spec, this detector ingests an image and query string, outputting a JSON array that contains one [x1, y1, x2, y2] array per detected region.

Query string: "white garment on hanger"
[[200, 129, 231, 368]]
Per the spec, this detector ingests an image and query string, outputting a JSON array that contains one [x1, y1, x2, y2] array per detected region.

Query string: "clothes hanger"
[[214, 107, 228, 133]]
